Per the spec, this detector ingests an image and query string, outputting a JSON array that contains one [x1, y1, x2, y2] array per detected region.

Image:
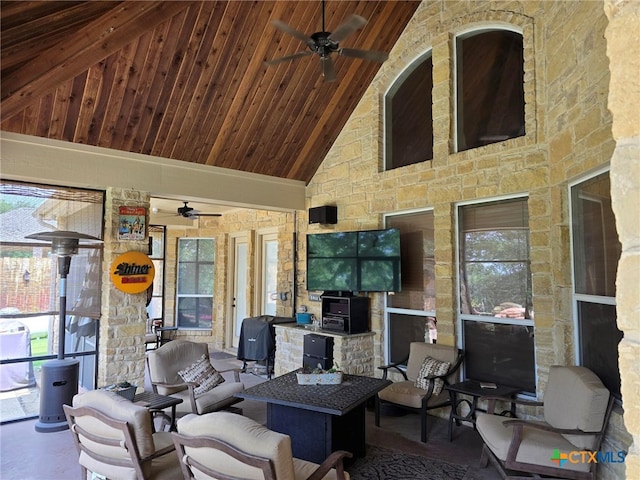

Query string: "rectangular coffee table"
[[236, 370, 391, 464]]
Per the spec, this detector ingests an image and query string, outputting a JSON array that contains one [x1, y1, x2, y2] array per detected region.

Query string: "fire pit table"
[[235, 369, 390, 465]]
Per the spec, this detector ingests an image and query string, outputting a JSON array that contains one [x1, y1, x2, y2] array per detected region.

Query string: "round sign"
[[110, 251, 155, 294]]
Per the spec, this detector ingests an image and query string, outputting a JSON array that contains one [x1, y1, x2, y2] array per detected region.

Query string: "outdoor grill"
[[237, 315, 292, 378]]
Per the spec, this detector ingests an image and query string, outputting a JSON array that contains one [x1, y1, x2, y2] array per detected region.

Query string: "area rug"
[[347, 445, 469, 480]]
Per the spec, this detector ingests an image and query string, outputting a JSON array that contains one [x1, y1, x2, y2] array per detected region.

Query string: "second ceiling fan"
[[265, 0, 389, 82], [177, 202, 222, 218]]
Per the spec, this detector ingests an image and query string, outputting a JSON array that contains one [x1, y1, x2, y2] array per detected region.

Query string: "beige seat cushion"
[[72, 390, 181, 480], [177, 412, 349, 480], [378, 380, 449, 408], [476, 413, 591, 474], [73, 389, 156, 459], [171, 380, 246, 415], [178, 412, 296, 480], [379, 342, 458, 408], [147, 340, 210, 396], [543, 365, 610, 450]]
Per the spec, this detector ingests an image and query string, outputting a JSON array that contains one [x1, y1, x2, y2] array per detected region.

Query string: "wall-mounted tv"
[[306, 228, 401, 293]]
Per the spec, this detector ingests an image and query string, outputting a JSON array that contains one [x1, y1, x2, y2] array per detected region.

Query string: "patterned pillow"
[[414, 356, 451, 395], [178, 354, 225, 397]]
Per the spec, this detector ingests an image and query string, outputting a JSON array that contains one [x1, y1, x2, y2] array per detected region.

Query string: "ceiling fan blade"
[[321, 56, 336, 82], [264, 51, 313, 66], [339, 47, 389, 63], [271, 19, 314, 47], [195, 213, 222, 217], [328, 14, 367, 43]]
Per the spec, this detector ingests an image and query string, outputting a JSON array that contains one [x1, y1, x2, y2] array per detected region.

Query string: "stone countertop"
[[274, 322, 375, 337]]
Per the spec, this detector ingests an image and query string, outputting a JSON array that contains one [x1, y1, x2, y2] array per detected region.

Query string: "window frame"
[[256, 227, 278, 316], [175, 237, 215, 330], [147, 225, 165, 320], [383, 208, 436, 365], [383, 50, 434, 171], [453, 25, 525, 153], [569, 167, 622, 400], [456, 195, 536, 395]]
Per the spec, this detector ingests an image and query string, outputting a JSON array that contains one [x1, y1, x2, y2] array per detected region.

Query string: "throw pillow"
[[178, 354, 225, 397], [414, 356, 451, 395]]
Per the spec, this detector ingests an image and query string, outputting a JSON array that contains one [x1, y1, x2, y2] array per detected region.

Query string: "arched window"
[[455, 28, 525, 152], [385, 53, 433, 170]]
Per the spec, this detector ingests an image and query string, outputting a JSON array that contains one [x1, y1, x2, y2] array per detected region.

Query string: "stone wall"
[[161, 209, 293, 350], [98, 188, 150, 390], [92, 3, 637, 478], [605, 1, 640, 477], [274, 324, 375, 377], [301, 1, 632, 478]]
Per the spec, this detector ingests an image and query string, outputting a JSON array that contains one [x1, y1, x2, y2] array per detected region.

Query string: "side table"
[[133, 390, 182, 431], [156, 326, 178, 347], [446, 380, 520, 441]]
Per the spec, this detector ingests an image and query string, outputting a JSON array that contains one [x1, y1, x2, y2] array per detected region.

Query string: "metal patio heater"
[[26, 231, 102, 433]]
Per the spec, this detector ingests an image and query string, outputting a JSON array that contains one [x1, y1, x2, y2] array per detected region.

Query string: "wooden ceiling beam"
[[1, 1, 194, 120]]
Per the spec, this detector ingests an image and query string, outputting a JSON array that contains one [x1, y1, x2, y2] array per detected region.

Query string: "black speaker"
[[309, 206, 337, 224]]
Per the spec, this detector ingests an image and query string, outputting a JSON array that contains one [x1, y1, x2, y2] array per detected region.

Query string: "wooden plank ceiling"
[[1, 1, 420, 184]]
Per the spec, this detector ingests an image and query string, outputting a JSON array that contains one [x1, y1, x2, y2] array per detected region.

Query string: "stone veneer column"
[[98, 188, 150, 390], [605, 0, 640, 476]]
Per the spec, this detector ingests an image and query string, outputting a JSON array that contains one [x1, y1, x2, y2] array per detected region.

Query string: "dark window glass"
[[463, 320, 535, 394], [571, 174, 620, 297], [456, 30, 525, 151], [385, 55, 433, 169], [384, 211, 437, 365], [458, 198, 534, 393], [571, 171, 622, 400], [577, 302, 621, 399]]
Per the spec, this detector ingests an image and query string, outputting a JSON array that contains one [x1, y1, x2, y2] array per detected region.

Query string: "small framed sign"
[[118, 206, 146, 241]]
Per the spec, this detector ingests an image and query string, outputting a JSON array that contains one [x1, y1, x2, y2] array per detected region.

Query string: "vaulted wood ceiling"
[[1, 1, 420, 184]]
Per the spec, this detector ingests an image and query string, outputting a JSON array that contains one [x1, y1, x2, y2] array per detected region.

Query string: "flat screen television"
[[306, 228, 401, 293]]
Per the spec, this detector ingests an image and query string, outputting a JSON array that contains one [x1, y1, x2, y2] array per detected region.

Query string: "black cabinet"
[[321, 296, 369, 334]]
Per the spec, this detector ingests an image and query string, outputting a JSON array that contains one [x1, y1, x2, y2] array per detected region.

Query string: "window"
[[455, 28, 525, 152], [147, 225, 165, 320], [384, 210, 436, 364], [570, 170, 622, 399], [385, 53, 433, 170], [176, 238, 214, 330], [258, 230, 278, 316], [458, 197, 535, 394]]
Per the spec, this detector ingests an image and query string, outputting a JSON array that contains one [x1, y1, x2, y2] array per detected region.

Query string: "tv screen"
[[306, 228, 401, 293]]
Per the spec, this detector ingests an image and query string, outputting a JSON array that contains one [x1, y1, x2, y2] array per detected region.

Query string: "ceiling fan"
[[177, 202, 222, 218], [265, 0, 389, 82]]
